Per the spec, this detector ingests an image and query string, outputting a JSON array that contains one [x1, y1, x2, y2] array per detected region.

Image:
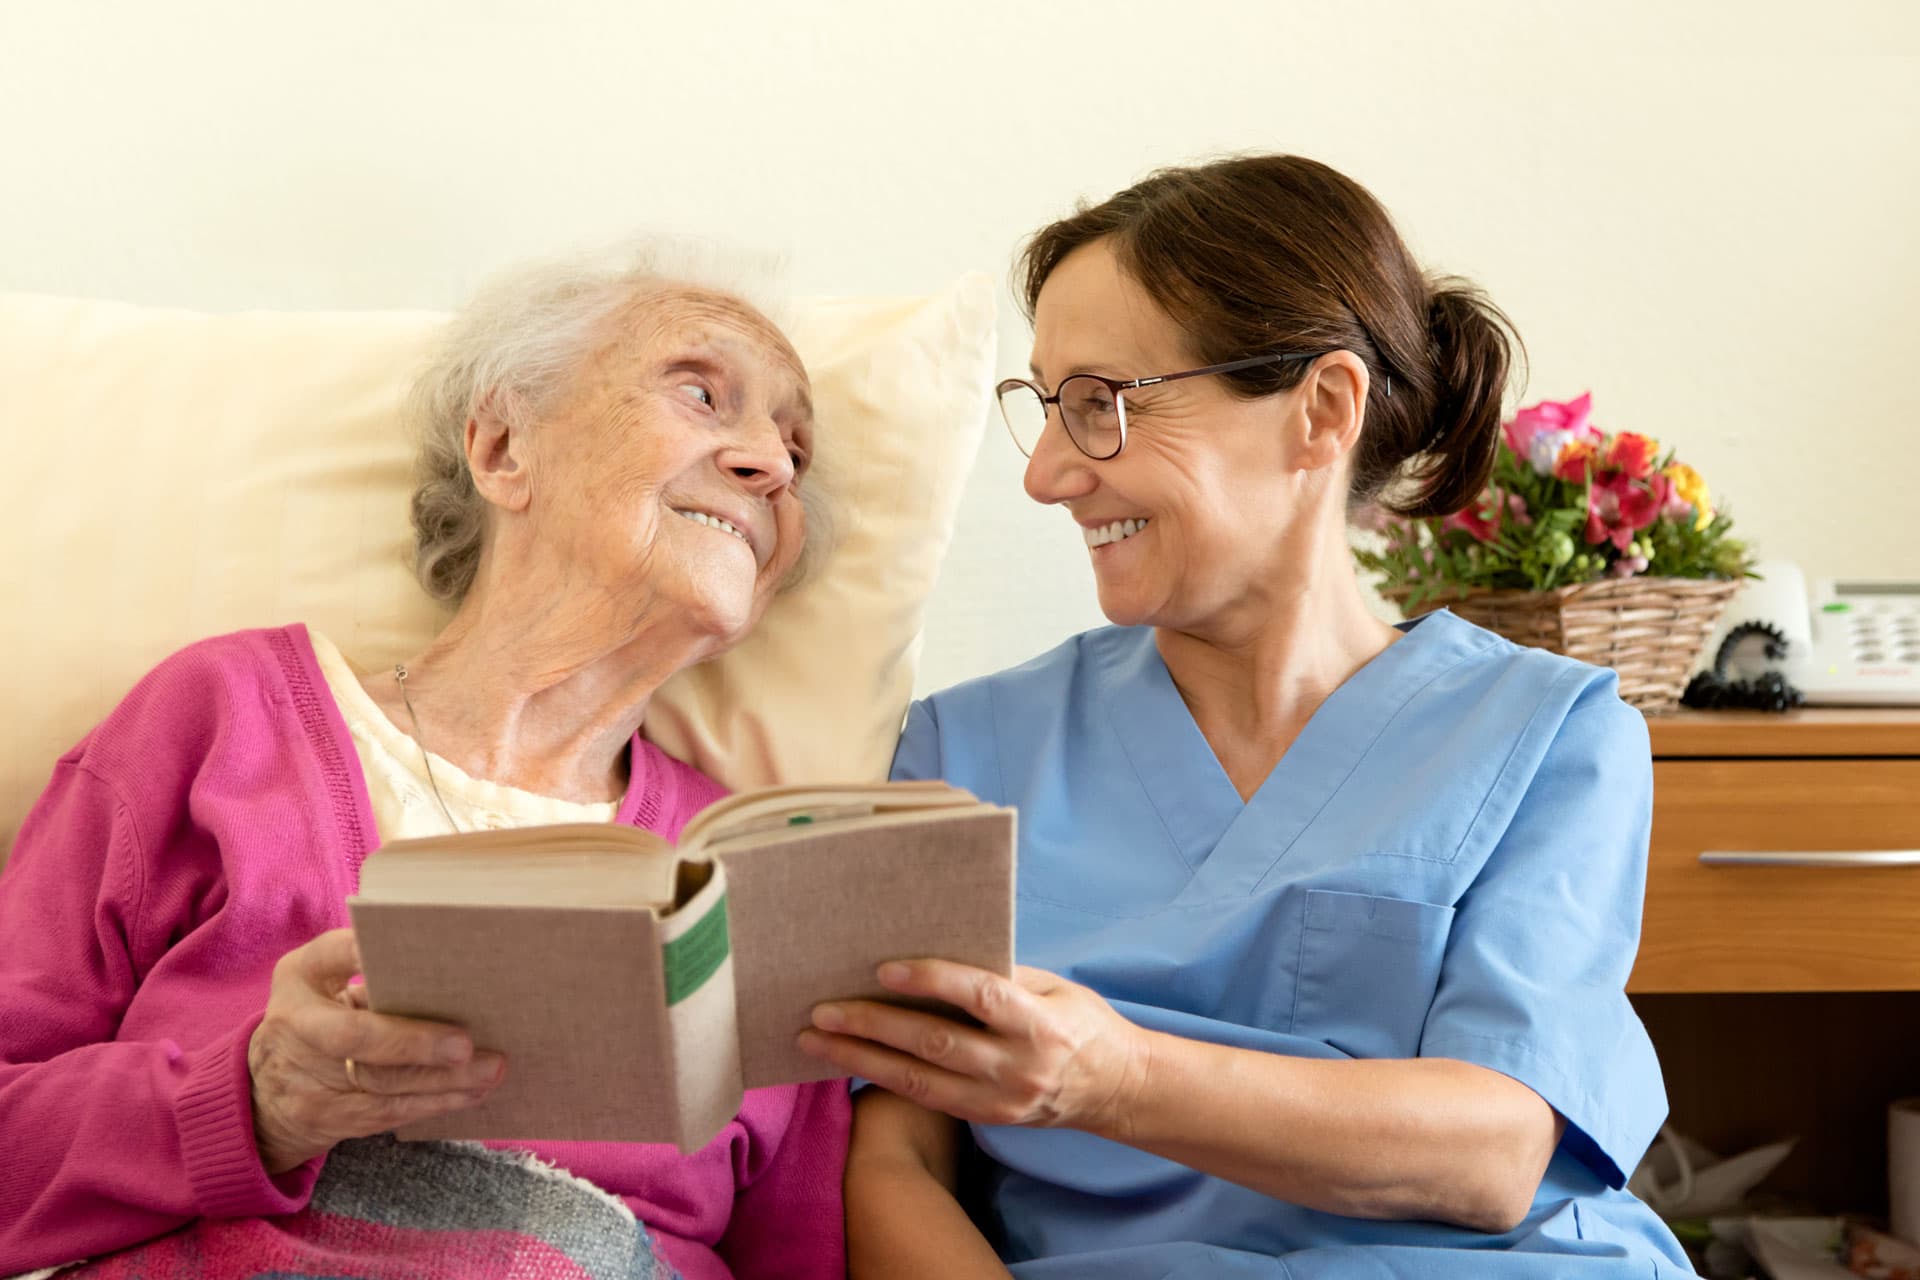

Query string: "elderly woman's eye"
[[678, 383, 715, 408]]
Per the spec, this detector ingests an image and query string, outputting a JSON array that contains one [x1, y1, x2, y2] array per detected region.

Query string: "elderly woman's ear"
[[463, 392, 534, 514]]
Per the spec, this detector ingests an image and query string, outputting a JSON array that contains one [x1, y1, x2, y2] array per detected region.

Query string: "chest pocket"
[[1290, 889, 1455, 1060]]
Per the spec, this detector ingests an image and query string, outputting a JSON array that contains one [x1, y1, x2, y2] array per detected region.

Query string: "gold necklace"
[[393, 664, 464, 834]]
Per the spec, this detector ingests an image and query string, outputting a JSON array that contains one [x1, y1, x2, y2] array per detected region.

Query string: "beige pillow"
[[0, 280, 995, 852]]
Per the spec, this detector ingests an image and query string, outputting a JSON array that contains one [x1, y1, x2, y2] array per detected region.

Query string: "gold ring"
[[343, 1056, 363, 1091]]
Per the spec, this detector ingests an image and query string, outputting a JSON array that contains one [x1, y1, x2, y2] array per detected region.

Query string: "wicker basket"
[[1382, 577, 1743, 712]]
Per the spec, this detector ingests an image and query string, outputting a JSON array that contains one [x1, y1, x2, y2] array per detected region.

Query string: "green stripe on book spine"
[[663, 894, 731, 1006]]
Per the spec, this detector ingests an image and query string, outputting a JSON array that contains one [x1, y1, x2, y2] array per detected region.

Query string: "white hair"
[[408, 239, 829, 605]]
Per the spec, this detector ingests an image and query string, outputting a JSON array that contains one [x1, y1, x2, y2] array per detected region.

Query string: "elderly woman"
[[801, 156, 1696, 1278], [0, 257, 846, 1279]]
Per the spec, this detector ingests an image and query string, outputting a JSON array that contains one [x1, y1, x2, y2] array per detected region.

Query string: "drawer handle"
[[1700, 850, 1920, 868]]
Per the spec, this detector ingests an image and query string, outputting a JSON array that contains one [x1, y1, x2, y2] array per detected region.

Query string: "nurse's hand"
[[797, 961, 1149, 1133]]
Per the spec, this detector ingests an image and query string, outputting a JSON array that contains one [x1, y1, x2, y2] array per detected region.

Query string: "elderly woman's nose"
[[719, 414, 796, 494]]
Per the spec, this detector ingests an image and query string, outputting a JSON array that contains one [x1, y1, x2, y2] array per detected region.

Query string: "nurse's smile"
[[1080, 516, 1150, 552]]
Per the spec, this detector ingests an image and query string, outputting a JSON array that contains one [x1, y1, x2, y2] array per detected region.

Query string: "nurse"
[[798, 154, 1695, 1278]]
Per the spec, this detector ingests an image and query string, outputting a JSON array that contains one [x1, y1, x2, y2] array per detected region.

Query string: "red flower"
[[1554, 439, 1598, 483], [1605, 432, 1661, 481], [1584, 472, 1672, 551], [1444, 489, 1530, 543]]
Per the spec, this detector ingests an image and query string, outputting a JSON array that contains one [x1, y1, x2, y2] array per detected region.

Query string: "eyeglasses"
[[995, 352, 1322, 461]]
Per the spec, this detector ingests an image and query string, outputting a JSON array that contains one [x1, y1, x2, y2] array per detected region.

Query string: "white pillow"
[[0, 280, 995, 851]]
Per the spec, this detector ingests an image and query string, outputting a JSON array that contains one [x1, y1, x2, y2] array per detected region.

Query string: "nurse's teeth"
[[1085, 518, 1149, 548], [672, 508, 749, 545]]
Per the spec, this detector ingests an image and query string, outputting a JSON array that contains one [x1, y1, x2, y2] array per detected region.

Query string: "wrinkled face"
[[524, 287, 814, 648], [1024, 240, 1310, 632]]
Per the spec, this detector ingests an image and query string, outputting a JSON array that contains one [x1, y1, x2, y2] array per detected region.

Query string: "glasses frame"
[[996, 351, 1323, 460]]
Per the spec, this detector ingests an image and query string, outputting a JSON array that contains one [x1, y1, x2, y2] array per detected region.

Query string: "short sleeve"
[[889, 699, 943, 783], [1417, 683, 1666, 1188]]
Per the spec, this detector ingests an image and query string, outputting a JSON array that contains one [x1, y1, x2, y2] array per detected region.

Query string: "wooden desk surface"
[[1643, 707, 1920, 758]]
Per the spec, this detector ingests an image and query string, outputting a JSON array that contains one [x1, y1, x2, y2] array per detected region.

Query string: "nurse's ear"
[[1286, 351, 1370, 475]]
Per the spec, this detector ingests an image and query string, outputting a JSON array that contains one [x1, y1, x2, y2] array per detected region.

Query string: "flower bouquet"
[[1355, 393, 1754, 711]]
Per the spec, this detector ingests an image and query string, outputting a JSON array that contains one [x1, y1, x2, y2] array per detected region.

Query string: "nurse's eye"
[[677, 382, 715, 409], [1060, 378, 1118, 420]]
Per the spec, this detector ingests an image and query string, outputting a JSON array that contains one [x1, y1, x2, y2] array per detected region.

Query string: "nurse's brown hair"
[[1017, 155, 1521, 520]]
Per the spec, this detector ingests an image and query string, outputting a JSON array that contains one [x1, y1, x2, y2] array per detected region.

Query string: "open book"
[[348, 781, 1015, 1152]]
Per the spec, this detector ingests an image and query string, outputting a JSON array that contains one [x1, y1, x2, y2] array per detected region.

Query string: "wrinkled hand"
[[248, 928, 506, 1174], [797, 961, 1148, 1134]]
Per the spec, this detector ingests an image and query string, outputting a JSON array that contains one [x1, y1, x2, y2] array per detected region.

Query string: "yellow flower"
[[1663, 462, 1713, 530]]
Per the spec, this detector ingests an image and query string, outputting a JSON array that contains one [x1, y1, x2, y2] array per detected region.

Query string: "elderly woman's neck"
[[367, 596, 714, 807]]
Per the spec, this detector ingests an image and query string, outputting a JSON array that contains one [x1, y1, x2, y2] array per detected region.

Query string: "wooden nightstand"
[[1629, 709, 1920, 1215]]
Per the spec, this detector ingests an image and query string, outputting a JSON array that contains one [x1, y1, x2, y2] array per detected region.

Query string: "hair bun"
[[1397, 281, 1520, 518]]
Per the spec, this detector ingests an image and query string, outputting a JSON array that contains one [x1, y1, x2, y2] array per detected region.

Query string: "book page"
[[358, 824, 682, 908], [678, 780, 975, 852]]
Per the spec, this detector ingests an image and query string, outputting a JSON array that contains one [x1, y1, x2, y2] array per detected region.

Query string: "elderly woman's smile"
[[662, 486, 776, 569], [669, 505, 754, 551]]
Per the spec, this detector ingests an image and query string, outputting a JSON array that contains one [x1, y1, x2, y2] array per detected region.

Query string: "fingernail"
[[479, 1055, 505, 1083], [877, 962, 910, 986], [796, 1030, 822, 1054], [438, 1037, 472, 1063], [812, 1004, 845, 1031]]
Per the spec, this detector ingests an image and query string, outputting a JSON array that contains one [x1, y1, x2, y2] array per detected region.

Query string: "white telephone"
[[1702, 560, 1920, 706]]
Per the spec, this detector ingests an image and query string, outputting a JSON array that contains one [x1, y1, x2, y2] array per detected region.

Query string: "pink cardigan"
[[0, 625, 848, 1280]]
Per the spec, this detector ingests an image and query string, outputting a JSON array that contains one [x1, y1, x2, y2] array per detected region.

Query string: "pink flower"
[[1584, 472, 1672, 551], [1505, 393, 1600, 475], [1353, 504, 1402, 534], [1609, 554, 1651, 579], [1444, 488, 1531, 543]]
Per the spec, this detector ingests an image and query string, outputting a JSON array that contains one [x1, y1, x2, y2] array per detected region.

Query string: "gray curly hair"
[[408, 243, 831, 606]]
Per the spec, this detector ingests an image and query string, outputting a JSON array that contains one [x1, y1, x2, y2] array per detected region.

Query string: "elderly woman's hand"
[[247, 928, 506, 1174], [798, 962, 1149, 1134]]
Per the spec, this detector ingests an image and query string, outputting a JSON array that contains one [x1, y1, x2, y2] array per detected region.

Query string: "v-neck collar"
[[276, 624, 668, 897], [1095, 610, 1496, 894]]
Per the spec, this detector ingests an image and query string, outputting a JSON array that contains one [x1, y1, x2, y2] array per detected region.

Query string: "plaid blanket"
[[37, 1135, 672, 1279]]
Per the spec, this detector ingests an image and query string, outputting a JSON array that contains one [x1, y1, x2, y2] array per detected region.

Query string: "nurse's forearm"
[[846, 1091, 1013, 1280], [1092, 1031, 1563, 1233]]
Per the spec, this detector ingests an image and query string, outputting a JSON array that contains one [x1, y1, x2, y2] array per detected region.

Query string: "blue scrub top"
[[891, 611, 1696, 1278]]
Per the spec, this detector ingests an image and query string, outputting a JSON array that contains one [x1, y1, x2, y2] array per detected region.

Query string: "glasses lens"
[[1058, 376, 1123, 459], [997, 379, 1048, 457]]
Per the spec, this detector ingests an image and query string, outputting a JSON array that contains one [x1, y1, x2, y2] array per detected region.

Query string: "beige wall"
[[4, 1, 1916, 694]]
